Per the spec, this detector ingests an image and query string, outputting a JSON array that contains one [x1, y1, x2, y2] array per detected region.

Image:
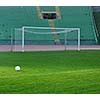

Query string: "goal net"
[[13, 27, 80, 52]]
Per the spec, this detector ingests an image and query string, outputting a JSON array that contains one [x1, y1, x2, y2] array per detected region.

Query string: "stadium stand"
[[0, 6, 98, 45]]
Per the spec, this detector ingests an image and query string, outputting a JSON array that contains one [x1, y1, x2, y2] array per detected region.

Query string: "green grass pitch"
[[0, 50, 100, 94]]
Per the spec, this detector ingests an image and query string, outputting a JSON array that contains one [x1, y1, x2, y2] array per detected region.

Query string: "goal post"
[[78, 28, 80, 51], [14, 26, 80, 52]]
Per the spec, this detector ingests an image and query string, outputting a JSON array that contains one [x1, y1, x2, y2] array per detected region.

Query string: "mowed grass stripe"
[[0, 50, 99, 93], [0, 68, 100, 93], [0, 68, 99, 78]]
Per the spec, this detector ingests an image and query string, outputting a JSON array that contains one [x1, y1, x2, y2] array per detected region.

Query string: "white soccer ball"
[[15, 66, 21, 71]]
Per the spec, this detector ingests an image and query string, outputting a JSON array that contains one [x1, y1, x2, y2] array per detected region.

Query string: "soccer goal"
[[14, 27, 80, 52]]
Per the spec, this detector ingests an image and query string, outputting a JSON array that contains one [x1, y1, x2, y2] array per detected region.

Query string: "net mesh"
[[14, 27, 80, 51]]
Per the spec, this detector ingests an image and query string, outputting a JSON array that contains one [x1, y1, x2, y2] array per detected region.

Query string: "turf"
[[0, 50, 100, 94]]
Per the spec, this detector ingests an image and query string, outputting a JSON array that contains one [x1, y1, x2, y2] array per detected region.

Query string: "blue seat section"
[[0, 6, 97, 45]]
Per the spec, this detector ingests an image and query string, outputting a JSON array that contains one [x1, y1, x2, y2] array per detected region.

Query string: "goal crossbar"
[[22, 26, 79, 30]]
